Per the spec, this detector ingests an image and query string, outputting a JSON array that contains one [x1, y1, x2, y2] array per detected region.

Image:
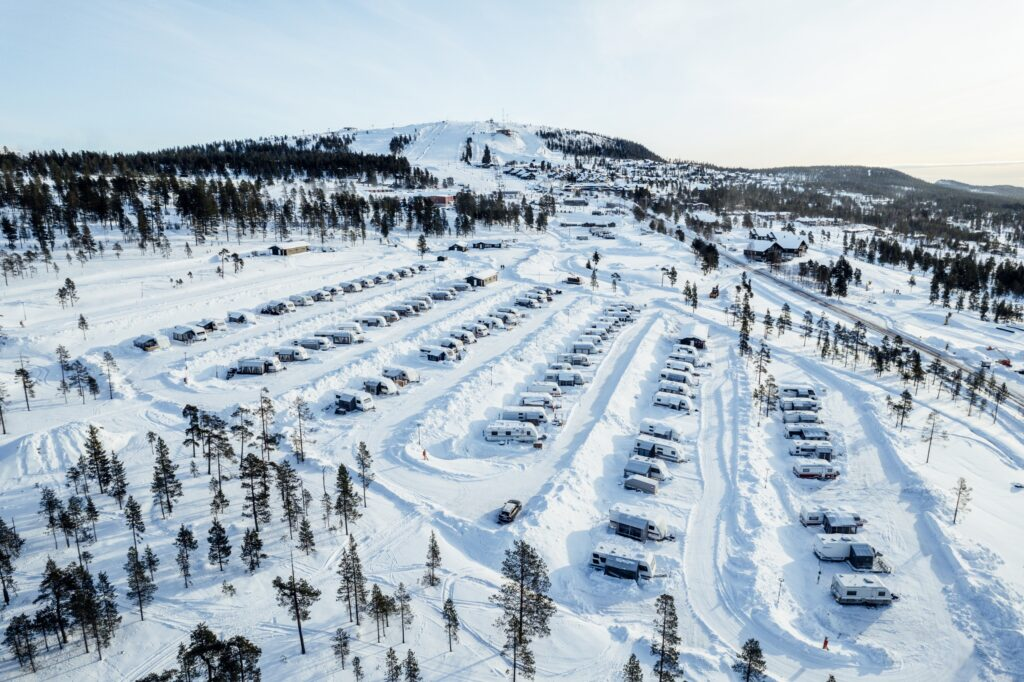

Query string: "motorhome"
[[483, 420, 539, 443], [295, 337, 334, 351], [342, 281, 362, 293], [358, 277, 376, 289], [382, 366, 420, 385], [235, 357, 283, 376], [500, 406, 549, 425], [792, 459, 840, 480], [573, 341, 599, 355], [515, 296, 541, 309], [623, 456, 670, 481], [609, 504, 671, 542], [275, 347, 310, 362], [639, 419, 680, 442], [430, 289, 455, 301], [434, 337, 465, 358], [462, 322, 490, 338], [831, 574, 894, 606], [623, 474, 659, 494], [477, 316, 506, 330], [652, 392, 693, 412], [405, 299, 430, 312], [633, 436, 686, 463], [355, 315, 389, 328], [314, 329, 364, 345], [334, 392, 376, 414], [310, 289, 333, 302], [375, 310, 400, 324], [448, 329, 477, 344], [788, 440, 834, 460], [659, 369, 697, 386], [590, 541, 656, 580]]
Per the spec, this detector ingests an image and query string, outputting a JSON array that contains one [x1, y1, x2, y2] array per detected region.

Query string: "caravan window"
[[847, 591, 857, 596]]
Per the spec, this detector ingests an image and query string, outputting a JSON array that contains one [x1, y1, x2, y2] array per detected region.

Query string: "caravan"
[[659, 369, 698, 386], [354, 315, 389, 328], [334, 392, 376, 415], [782, 411, 821, 424], [382, 366, 420, 386], [779, 397, 820, 412], [557, 353, 592, 367], [633, 435, 686, 463], [792, 459, 840, 480], [314, 329, 365, 345], [788, 440, 834, 459], [572, 341, 600, 355], [652, 392, 693, 413], [275, 347, 310, 362], [780, 384, 819, 399], [519, 392, 561, 410], [623, 456, 670, 481], [831, 574, 894, 606], [529, 381, 562, 397], [543, 370, 584, 386], [483, 420, 539, 443], [639, 419, 680, 442], [235, 357, 283, 376], [590, 541, 655, 580], [133, 334, 171, 352], [608, 505, 672, 542], [295, 336, 334, 351], [500, 406, 549, 425], [420, 346, 454, 362], [364, 378, 400, 395], [657, 380, 694, 398], [623, 475, 659, 494], [171, 325, 208, 344], [785, 425, 830, 441]]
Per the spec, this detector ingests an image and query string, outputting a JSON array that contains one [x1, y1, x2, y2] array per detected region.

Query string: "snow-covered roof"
[[832, 573, 888, 589], [744, 240, 778, 253], [679, 322, 709, 340], [487, 419, 535, 429], [469, 270, 499, 281], [775, 233, 808, 250]]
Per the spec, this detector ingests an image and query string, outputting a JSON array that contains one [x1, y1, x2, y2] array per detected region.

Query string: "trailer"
[[261, 300, 295, 315], [801, 508, 864, 528], [785, 425, 830, 441], [652, 392, 693, 413], [815, 535, 886, 571], [573, 341, 600, 355], [500, 406, 549, 425], [477, 316, 506, 330], [515, 297, 541, 309], [227, 311, 255, 325], [433, 338, 465, 358], [519, 392, 561, 409], [529, 381, 562, 397], [780, 384, 819, 399], [543, 370, 584, 386], [624, 474, 658, 494], [831, 574, 894, 606], [483, 420, 539, 443], [823, 511, 861, 534], [430, 289, 455, 301], [608, 505, 672, 542], [633, 435, 686, 463], [171, 325, 208, 344], [639, 418, 680, 442], [310, 289, 333, 302], [557, 352, 592, 367], [375, 310, 400, 323], [404, 299, 430, 312], [578, 334, 603, 346], [234, 357, 283, 376], [275, 346, 310, 362], [814, 534, 859, 561], [624, 455, 670, 481], [590, 541, 655, 580], [133, 334, 171, 352], [448, 329, 477, 344], [295, 337, 334, 351], [782, 411, 821, 424], [382, 366, 420, 385], [461, 322, 490, 338], [334, 392, 376, 415], [364, 378, 400, 395], [779, 397, 820, 412], [420, 346, 454, 362], [314, 329, 364, 345], [657, 379, 694, 398], [196, 318, 227, 332], [659, 369, 698, 386], [342, 281, 362, 293], [354, 315, 388, 328], [289, 294, 314, 307], [788, 440, 834, 460], [792, 459, 840, 480]]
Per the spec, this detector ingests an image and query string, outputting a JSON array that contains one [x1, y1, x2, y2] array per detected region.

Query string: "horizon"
[[2, 1, 1022, 186]]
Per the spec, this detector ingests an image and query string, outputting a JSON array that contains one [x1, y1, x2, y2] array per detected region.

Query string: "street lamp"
[[416, 421, 423, 445]]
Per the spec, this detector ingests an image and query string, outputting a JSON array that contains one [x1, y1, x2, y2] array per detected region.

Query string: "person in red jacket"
[[823, 637, 830, 650]]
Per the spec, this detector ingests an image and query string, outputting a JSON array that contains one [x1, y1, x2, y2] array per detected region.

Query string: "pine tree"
[[404, 649, 422, 682], [272, 569, 322, 655], [651, 594, 681, 682], [490, 540, 556, 681], [124, 546, 157, 620], [337, 535, 368, 625], [34, 559, 71, 644], [241, 528, 267, 573], [442, 598, 460, 652], [78, 313, 89, 338], [256, 388, 281, 459], [56, 344, 72, 404], [3, 614, 37, 672], [952, 477, 972, 524], [108, 452, 129, 509], [143, 545, 160, 580], [297, 517, 316, 555], [423, 530, 441, 587], [0, 518, 25, 606], [83, 424, 112, 493], [96, 572, 120, 649], [352, 656, 364, 682], [207, 519, 232, 571], [274, 460, 303, 537], [151, 436, 183, 518], [331, 628, 351, 669], [384, 647, 401, 682], [14, 357, 35, 411], [368, 585, 388, 642], [334, 463, 362, 534], [733, 638, 768, 681], [355, 441, 374, 506], [68, 564, 102, 658], [289, 396, 313, 462], [240, 453, 271, 533], [394, 582, 413, 644], [622, 653, 644, 682], [174, 525, 198, 588], [123, 495, 145, 551], [101, 351, 118, 399]]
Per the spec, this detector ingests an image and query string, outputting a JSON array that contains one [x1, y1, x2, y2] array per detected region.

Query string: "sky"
[[1, 0, 1022, 186]]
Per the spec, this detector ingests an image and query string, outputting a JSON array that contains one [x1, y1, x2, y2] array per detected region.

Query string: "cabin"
[[429, 195, 456, 207], [171, 325, 208, 344], [448, 242, 468, 252], [133, 334, 170, 352], [775, 233, 809, 257], [590, 541, 655, 580], [471, 239, 504, 249], [744, 240, 784, 262], [609, 505, 671, 543], [831, 574, 894, 606], [269, 241, 310, 256], [466, 270, 499, 287], [676, 322, 709, 350]]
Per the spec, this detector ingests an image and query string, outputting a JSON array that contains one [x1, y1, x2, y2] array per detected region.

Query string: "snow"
[[0, 125, 1023, 681]]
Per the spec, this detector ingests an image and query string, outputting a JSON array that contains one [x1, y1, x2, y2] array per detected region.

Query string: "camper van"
[[358, 277, 375, 289], [529, 381, 562, 397], [663, 359, 698, 374], [831, 574, 894, 606], [275, 346, 310, 362], [609, 505, 671, 542], [633, 435, 686, 463], [235, 357, 283, 376], [788, 440, 834, 459], [310, 289, 333, 302], [364, 378, 399, 395], [543, 370, 584, 386], [462, 322, 490, 338], [657, 380, 694, 398], [639, 419, 680, 442], [578, 334, 603, 347], [782, 411, 821, 424], [624, 456, 670, 481], [171, 325, 208, 344], [668, 351, 710, 369], [519, 392, 560, 410], [133, 334, 170, 352], [792, 459, 840, 480], [334, 392, 376, 415], [355, 315, 389, 328], [623, 474, 659, 495], [227, 311, 254, 325], [483, 420, 539, 443], [430, 289, 456, 301], [557, 353, 592, 367], [448, 329, 477, 345], [785, 425, 830, 441], [342, 281, 362, 293], [500, 406, 549, 425], [779, 397, 820, 412], [314, 329, 364, 345], [295, 336, 334, 351], [590, 541, 655, 580], [289, 294, 314, 307], [420, 346, 454, 362], [780, 384, 819, 399], [573, 341, 599, 355], [382, 366, 420, 385], [334, 321, 364, 334], [659, 369, 697, 386], [652, 392, 693, 413]]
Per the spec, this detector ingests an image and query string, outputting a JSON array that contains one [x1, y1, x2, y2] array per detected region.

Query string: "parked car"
[[498, 499, 523, 524]]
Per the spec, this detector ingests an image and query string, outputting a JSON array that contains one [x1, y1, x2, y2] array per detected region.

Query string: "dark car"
[[498, 499, 522, 524]]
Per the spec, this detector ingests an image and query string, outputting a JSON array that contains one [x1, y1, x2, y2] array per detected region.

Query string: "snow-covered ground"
[[1, 126, 1023, 681]]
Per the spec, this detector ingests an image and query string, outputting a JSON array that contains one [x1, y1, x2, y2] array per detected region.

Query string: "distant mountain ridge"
[[935, 178, 1024, 201]]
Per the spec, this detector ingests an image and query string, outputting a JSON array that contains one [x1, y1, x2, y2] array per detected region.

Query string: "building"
[[774, 233, 809, 257], [448, 242, 468, 252], [743, 240, 783, 262], [269, 241, 310, 256], [471, 239, 504, 249], [428, 195, 455, 207], [466, 270, 499, 287]]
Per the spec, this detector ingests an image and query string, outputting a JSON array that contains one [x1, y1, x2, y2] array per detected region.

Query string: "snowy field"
[[1, 124, 1023, 681]]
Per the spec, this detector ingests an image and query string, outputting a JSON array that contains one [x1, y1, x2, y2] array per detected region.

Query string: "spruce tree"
[[207, 519, 232, 571], [490, 540, 556, 681], [151, 436, 183, 518], [404, 649, 422, 682], [442, 598, 460, 652], [124, 546, 157, 620], [334, 463, 362, 534], [274, 460, 302, 537], [240, 453, 271, 533], [355, 441, 374, 507], [297, 517, 316, 555], [384, 647, 401, 682], [394, 582, 413, 644], [124, 495, 145, 551], [108, 452, 129, 509], [67, 564, 102, 658], [423, 530, 441, 587], [83, 424, 112, 493], [331, 628, 351, 669], [174, 525, 199, 587], [241, 528, 267, 573], [623, 653, 643, 682], [651, 594, 681, 682], [733, 638, 767, 681]]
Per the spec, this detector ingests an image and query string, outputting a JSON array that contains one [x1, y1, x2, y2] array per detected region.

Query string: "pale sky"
[[2, 0, 1022, 185]]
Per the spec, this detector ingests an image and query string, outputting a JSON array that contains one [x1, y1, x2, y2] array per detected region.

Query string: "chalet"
[[744, 240, 784, 262], [775, 233, 809, 257], [466, 270, 499, 287], [428, 195, 455, 207], [269, 241, 310, 256], [471, 239, 504, 249], [749, 227, 776, 240], [448, 242, 468, 252]]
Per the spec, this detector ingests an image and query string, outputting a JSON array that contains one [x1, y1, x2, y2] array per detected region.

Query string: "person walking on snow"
[[822, 637, 829, 650]]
